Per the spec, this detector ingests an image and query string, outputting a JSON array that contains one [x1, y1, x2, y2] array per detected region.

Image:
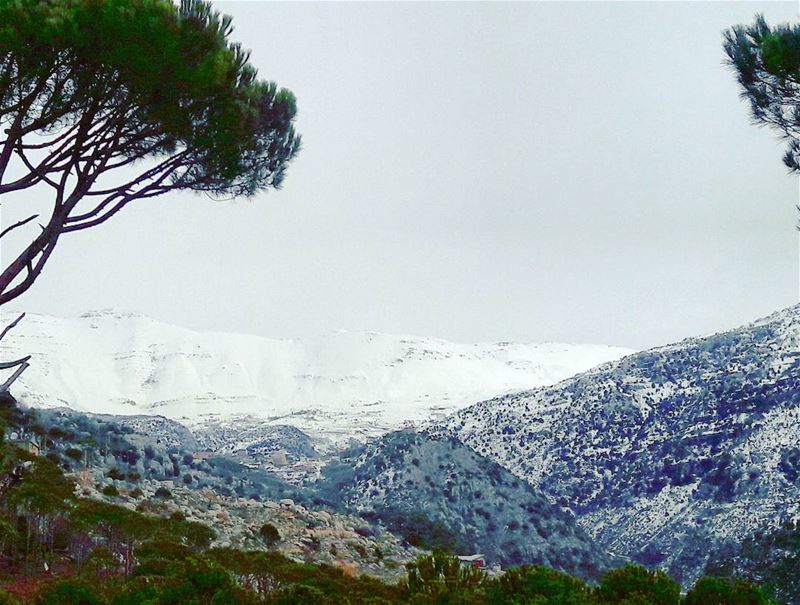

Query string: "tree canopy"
[[0, 0, 300, 305], [724, 15, 800, 171]]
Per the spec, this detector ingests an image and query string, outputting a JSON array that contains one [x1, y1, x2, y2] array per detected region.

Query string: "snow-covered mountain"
[[437, 304, 800, 586], [0, 309, 631, 445]]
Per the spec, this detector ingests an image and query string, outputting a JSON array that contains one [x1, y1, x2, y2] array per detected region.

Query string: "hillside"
[[0, 396, 779, 603], [16, 400, 610, 583], [317, 430, 609, 578], [1, 309, 631, 446], [438, 304, 800, 587]]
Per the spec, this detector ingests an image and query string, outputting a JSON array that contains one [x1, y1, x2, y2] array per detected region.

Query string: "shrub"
[[259, 523, 281, 546], [107, 468, 125, 481], [684, 576, 776, 605], [0, 590, 19, 605], [64, 447, 83, 462], [492, 565, 593, 604], [83, 546, 118, 575], [36, 579, 102, 605], [405, 551, 486, 602], [596, 564, 680, 605], [101, 485, 119, 498], [154, 487, 172, 499]]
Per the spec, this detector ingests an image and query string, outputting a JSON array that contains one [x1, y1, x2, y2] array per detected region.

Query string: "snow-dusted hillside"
[[0, 309, 631, 445], [437, 304, 800, 585]]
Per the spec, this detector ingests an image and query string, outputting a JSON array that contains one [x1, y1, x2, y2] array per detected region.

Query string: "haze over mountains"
[[0, 309, 632, 445]]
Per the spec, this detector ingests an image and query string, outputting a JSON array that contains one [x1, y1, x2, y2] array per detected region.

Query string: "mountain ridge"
[[436, 303, 800, 585], [1, 309, 632, 445]]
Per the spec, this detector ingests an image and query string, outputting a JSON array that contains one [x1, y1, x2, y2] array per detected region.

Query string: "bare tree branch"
[[0, 215, 38, 240], [0, 312, 24, 341], [0, 360, 29, 393], [0, 356, 31, 370]]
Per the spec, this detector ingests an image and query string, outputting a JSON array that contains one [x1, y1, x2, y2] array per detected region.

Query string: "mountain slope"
[[317, 430, 609, 578], [438, 305, 800, 585], [1, 309, 631, 444]]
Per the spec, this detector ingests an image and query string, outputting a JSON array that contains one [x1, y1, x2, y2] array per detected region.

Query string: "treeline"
[[402, 552, 776, 604], [0, 547, 780, 604]]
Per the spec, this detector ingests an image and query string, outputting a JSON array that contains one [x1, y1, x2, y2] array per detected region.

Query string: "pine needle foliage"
[[0, 0, 300, 304], [724, 15, 800, 172]]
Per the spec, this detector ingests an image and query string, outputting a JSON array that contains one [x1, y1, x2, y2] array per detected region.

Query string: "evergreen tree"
[[0, 0, 300, 306], [724, 15, 800, 171]]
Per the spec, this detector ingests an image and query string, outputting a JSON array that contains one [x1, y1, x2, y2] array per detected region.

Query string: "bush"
[[36, 579, 102, 605], [259, 523, 281, 546], [405, 551, 486, 603], [597, 564, 680, 605], [83, 545, 118, 575], [101, 485, 119, 497], [492, 565, 594, 604], [64, 447, 83, 462], [107, 468, 125, 481], [269, 584, 332, 605], [684, 576, 776, 605], [0, 590, 19, 605], [154, 487, 172, 499]]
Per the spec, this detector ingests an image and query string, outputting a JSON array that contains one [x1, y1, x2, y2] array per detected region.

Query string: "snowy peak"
[[0, 311, 632, 444]]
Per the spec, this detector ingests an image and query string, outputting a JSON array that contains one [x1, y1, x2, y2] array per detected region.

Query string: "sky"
[[2, 1, 799, 351]]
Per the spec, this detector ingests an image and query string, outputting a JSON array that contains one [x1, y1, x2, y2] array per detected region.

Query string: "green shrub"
[[684, 576, 777, 605], [404, 551, 486, 603], [597, 564, 680, 605], [36, 579, 102, 605], [259, 523, 281, 546], [101, 485, 119, 497], [0, 590, 19, 605], [491, 565, 594, 604]]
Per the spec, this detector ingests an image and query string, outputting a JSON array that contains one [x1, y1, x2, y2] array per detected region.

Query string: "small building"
[[457, 554, 486, 569]]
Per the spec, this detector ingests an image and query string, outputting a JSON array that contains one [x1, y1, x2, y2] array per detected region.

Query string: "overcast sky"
[[3, 1, 799, 350]]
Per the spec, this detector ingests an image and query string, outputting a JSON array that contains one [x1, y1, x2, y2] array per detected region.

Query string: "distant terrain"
[[3, 309, 631, 446], [7, 305, 800, 601]]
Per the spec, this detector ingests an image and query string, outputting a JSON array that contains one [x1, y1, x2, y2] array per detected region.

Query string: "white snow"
[[0, 309, 632, 444]]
